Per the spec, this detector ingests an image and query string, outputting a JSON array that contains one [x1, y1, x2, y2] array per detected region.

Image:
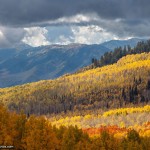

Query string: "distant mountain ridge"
[[101, 38, 146, 50], [0, 38, 145, 87]]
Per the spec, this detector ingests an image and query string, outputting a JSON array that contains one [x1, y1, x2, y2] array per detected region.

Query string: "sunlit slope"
[[0, 53, 150, 114]]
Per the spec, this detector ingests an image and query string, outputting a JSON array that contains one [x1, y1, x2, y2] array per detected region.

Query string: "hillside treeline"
[[0, 105, 150, 150], [92, 39, 150, 67]]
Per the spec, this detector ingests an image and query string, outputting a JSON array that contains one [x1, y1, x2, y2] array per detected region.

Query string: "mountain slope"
[[0, 52, 150, 115], [0, 39, 143, 87], [0, 44, 111, 87]]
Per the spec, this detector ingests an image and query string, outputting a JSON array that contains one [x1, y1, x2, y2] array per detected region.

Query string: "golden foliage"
[[0, 105, 150, 150]]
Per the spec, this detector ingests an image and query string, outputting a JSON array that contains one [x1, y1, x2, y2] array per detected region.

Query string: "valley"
[[0, 1, 150, 149]]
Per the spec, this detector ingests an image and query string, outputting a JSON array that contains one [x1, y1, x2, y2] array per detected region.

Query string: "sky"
[[0, 0, 150, 48]]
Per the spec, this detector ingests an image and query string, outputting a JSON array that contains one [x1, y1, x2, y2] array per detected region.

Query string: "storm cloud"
[[0, 0, 150, 27]]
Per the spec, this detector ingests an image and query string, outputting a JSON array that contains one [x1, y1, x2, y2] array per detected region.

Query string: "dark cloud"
[[0, 0, 150, 27]]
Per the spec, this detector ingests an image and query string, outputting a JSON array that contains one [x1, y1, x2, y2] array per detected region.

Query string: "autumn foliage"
[[0, 105, 150, 150]]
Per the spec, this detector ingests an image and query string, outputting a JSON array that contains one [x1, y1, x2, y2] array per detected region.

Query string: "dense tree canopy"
[[0, 105, 150, 150]]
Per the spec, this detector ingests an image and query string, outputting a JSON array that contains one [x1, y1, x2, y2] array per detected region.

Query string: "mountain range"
[[0, 38, 145, 87]]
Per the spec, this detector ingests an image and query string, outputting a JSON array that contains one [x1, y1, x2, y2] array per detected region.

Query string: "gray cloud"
[[0, 0, 150, 27], [96, 18, 150, 38], [0, 27, 25, 48]]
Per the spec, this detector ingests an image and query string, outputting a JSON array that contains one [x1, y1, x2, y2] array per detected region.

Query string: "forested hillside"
[[0, 52, 150, 115]]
